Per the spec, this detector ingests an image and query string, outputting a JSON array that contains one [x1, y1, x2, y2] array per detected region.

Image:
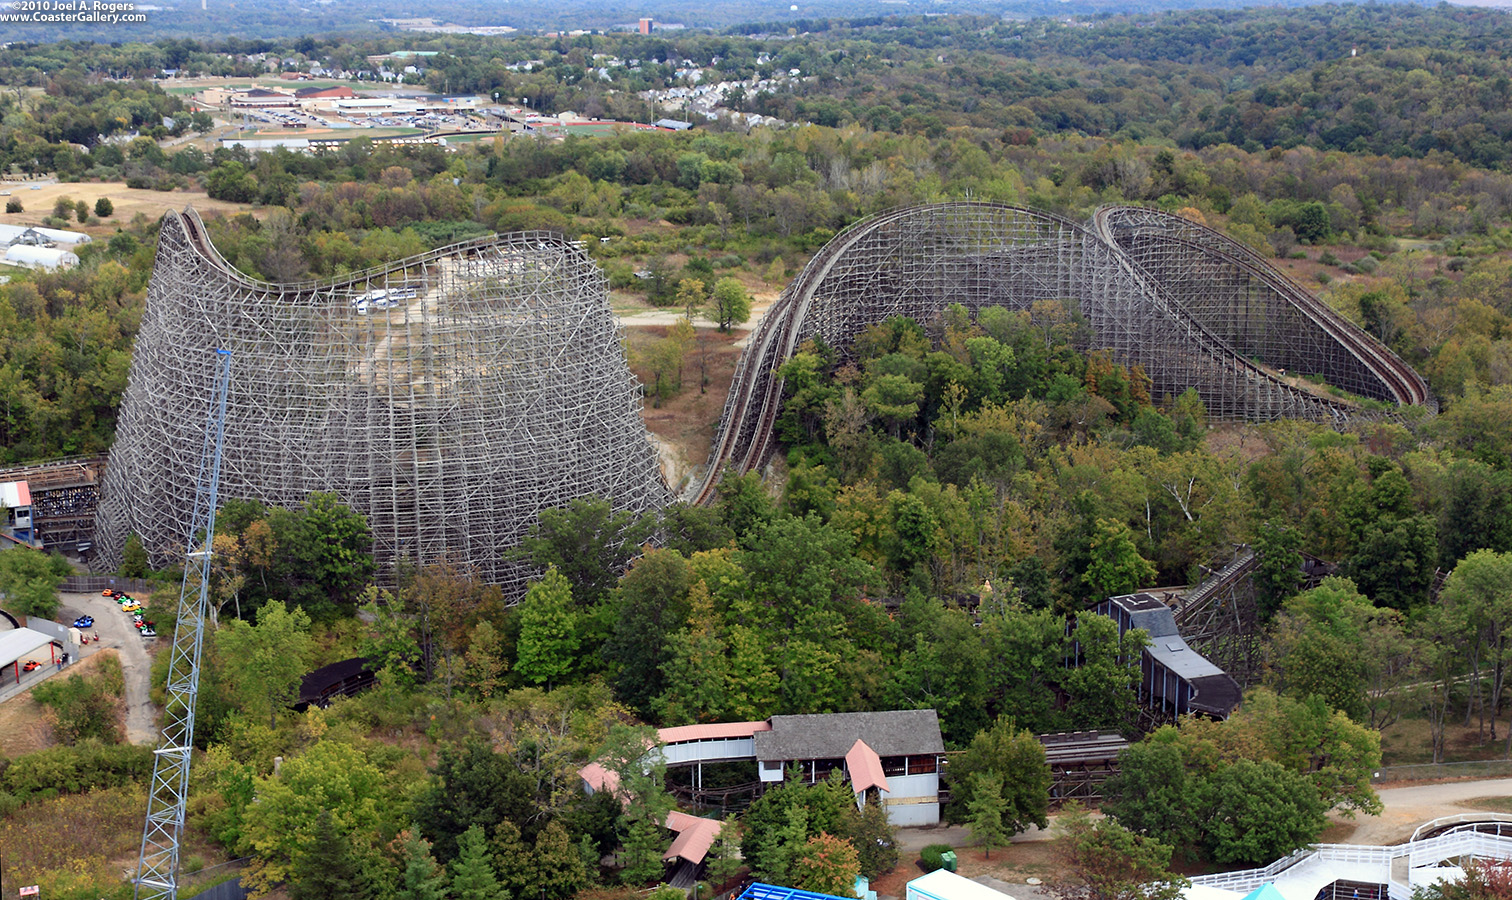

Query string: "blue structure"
[[738, 883, 859, 900]]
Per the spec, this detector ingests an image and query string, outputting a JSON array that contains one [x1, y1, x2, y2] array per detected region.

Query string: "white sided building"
[[2, 244, 79, 270]]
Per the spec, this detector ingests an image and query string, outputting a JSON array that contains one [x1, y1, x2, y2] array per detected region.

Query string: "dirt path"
[[64, 591, 158, 745], [1336, 777, 1512, 845]]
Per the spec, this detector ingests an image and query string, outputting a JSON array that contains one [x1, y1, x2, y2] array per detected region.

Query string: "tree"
[[707, 276, 752, 332], [1195, 759, 1327, 865], [792, 832, 861, 895], [395, 831, 448, 900], [841, 797, 896, 880], [1441, 550, 1512, 741], [1265, 576, 1373, 720], [531, 819, 587, 900], [412, 740, 536, 862], [517, 496, 652, 605], [449, 825, 503, 900], [515, 567, 579, 687], [1083, 518, 1157, 600], [94, 197, 113, 218], [966, 772, 1011, 858], [288, 808, 366, 900], [213, 599, 314, 728], [943, 715, 1051, 832], [1047, 804, 1187, 900], [74, 199, 88, 223], [0, 546, 71, 619], [604, 549, 693, 716], [1253, 519, 1304, 621], [1063, 614, 1147, 731], [241, 740, 399, 897], [120, 532, 148, 577], [4, 198, 20, 213]]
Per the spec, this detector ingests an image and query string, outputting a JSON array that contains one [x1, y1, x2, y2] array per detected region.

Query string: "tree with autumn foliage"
[[792, 832, 861, 896]]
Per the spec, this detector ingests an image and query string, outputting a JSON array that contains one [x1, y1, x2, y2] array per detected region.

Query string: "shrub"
[[920, 842, 954, 873], [1318, 251, 1340, 266], [5, 198, 20, 213], [94, 197, 113, 217]]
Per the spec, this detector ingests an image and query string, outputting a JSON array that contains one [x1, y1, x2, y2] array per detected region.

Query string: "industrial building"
[[1093, 593, 1243, 720]]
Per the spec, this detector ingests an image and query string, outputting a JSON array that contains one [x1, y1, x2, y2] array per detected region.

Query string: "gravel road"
[[62, 590, 158, 745]]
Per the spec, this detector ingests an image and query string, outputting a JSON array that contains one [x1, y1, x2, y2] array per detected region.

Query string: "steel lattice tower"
[[134, 348, 232, 900]]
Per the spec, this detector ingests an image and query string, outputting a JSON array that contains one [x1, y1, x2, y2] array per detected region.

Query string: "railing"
[[1189, 830, 1512, 896], [60, 575, 157, 595], [1374, 759, 1512, 782], [1411, 814, 1512, 843]]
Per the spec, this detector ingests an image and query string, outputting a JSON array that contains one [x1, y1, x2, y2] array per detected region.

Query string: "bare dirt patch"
[[624, 324, 745, 491]]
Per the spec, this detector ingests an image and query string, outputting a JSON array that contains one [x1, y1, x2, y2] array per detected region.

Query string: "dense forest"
[[7, 5, 1512, 898]]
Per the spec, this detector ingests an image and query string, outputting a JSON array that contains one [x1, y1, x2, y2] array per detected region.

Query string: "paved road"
[[63, 591, 157, 745], [1340, 777, 1512, 845]]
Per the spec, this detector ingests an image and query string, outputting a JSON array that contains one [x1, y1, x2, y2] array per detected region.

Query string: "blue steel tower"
[[134, 348, 232, 900]]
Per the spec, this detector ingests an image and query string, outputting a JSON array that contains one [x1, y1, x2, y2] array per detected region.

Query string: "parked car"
[[72, 615, 94, 628], [22, 660, 41, 671], [140, 627, 157, 638], [102, 589, 123, 598], [121, 601, 141, 613]]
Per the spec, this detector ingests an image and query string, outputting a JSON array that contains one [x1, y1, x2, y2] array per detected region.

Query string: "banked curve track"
[[686, 202, 1431, 506]]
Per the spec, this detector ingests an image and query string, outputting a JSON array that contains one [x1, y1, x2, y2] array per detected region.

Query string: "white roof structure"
[[908, 869, 1018, 900], [3, 245, 79, 270], [0, 627, 56, 667], [0, 223, 91, 245]]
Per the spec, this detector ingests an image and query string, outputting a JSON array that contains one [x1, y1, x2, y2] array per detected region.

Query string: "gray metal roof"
[[753, 709, 944, 761], [1107, 593, 1179, 638]]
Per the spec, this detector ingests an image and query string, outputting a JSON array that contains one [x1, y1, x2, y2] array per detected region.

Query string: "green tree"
[[213, 599, 314, 728], [120, 532, 149, 578], [94, 197, 113, 218], [943, 715, 1051, 831], [514, 567, 579, 687], [0, 546, 71, 619], [966, 772, 1011, 859], [1196, 759, 1327, 865], [412, 740, 535, 862], [241, 740, 399, 897], [530, 819, 587, 900], [449, 825, 503, 900], [517, 496, 652, 605], [395, 831, 448, 900], [288, 808, 366, 900], [1083, 518, 1157, 600], [1442, 549, 1512, 741], [841, 797, 897, 880], [604, 548, 693, 716], [1265, 576, 1374, 720], [1063, 614, 1147, 730], [707, 276, 752, 332], [1253, 520, 1305, 621], [74, 199, 88, 223], [1047, 803, 1187, 900]]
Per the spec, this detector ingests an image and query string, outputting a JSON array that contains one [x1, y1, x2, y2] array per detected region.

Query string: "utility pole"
[[134, 348, 233, 900]]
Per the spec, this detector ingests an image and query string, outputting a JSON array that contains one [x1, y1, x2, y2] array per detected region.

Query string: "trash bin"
[[940, 850, 957, 872]]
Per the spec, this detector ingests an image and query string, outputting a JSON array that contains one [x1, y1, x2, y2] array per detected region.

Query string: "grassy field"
[[0, 180, 261, 233]]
